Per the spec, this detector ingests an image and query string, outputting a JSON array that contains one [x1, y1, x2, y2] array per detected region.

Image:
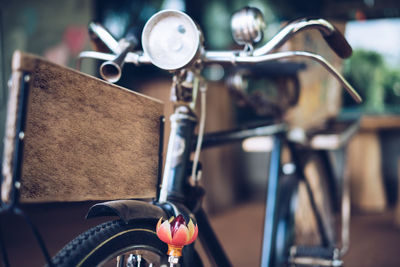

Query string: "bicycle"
[[1, 6, 362, 267]]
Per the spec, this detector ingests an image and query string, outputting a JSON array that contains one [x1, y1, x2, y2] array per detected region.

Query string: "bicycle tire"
[[50, 219, 202, 267]]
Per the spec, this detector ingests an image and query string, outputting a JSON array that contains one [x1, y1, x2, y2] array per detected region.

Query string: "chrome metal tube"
[[77, 51, 115, 70], [100, 39, 135, 83], [126, 52, 152, 65], [203, 51, 238, 64], [77, 51, 152, 71], [88, 22, 120, 54], [290, 257, 343, 267], [253, 18, 334, 57], [340, 152, 351, 257]]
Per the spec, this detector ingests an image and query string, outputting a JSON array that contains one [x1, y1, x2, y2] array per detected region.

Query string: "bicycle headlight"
[[142, 10, 202, 70]]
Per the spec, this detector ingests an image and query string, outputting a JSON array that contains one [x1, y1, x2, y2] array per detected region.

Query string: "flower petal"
[[156, 220, 172, 244], [171, 224, 189, 246], [187, 224, 198, 244], [156, 217, 163, 231], [187, 219, 195, 239]]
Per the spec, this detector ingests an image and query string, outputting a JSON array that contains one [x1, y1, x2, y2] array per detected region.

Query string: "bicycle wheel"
[[274, 155, 338, 267], [272, 153, 337, 266], [51, 219, 201, 267], [295, 153, 337, 246], [273, 174, 299, 266]]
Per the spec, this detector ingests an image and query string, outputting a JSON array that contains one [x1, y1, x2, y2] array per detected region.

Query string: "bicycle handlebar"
[[253, 18, 352, 59], [88, 23, 120, 54], [78, 8, 362, 103], [204, 50, 361, 103]]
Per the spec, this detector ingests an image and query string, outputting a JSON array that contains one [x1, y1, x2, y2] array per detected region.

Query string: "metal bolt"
[[19, 131, 25, 140], [168, 256, 179, 264], [282, 163, 296, 175], [24, 75, 31, 82], [14, 181, 21, 189]]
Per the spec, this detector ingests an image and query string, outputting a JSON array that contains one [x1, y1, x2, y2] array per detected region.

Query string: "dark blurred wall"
[[0, 0, 94, 161]]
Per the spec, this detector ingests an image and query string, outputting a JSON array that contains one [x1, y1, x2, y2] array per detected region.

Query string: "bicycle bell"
[[231, 7, 266, 48], [142, 10, 202, 70]]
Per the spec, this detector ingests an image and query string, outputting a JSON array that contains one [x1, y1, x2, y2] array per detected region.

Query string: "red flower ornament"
[[156, 214, 198, 264]]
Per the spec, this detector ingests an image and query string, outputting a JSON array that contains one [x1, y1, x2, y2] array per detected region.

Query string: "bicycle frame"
[[155, 104, 350, 266], [0, 7, 362, 267], [158, 106, 197, 203], [157, 104, 287, 266]]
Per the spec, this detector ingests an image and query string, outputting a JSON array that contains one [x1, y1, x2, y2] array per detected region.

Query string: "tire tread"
[[51, 220, 142, 266]]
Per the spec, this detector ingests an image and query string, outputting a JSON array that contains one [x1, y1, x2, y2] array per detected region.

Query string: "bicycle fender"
[[86, 199, 167, 224]]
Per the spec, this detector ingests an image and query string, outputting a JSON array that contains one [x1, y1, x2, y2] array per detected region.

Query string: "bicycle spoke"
[[116, 255, 125, 267]]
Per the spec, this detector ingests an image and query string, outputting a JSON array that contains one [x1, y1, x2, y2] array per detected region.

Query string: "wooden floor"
[[209, 201, 400, 267], [1, 201, 400, 266], [343, 210, 400, 266]]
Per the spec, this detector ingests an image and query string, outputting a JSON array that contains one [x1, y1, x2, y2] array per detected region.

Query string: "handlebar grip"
[[322, 24, 352, 59]]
